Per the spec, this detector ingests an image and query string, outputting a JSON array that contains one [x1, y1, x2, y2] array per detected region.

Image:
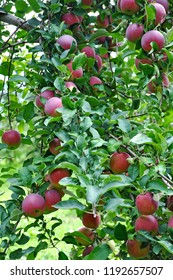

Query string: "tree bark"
[[0, 12, 32, 32]]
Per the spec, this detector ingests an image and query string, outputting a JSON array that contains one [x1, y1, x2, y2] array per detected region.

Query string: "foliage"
[[0, 0, 173, 260]]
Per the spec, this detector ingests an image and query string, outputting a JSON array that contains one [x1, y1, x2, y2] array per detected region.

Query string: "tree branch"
[[0, 12, 32, 32]]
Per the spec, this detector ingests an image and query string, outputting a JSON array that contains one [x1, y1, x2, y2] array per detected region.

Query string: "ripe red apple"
[[65, 81, 78, 91], [135, 192, 159, 215], [125, 23, 144, 42], [119, 0, 140, 14], [57, 35, 77, 51], [82, 245, 94, 257], [149, 3, 166, 26], [81, 46, 95, 58], [44, 189, 61, 213], [168, 216, 173, 228], [141, 30, 165, 52], [135, 215, 159, 235], [110, 152, 131, 174], [135, 57, 153, 70], [95, 54, 103, 72], [89, 76, 103, 90], [2, 130, 21, 149], [76, 227, 95, 246], [48, 168, 70, 187], [148, 0, 169, 12], [167, 196, 173, 211], [44, 97, 63, 117], [148, 73, 169, 93], [49, 138, 61, 155], [66, 61, 83, 79], [36, 90, 54, 108], [96, 15, 109, 28], [82, 212, 101, 229], [82, 0, 92, 5], [61, 13, 80, 27], [22, 193, 45, 218], [126, 239, 150, 259]]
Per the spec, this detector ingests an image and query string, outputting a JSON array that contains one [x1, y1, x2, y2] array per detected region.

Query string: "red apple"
[[119, 0, 140, 14], [135, 192, 159, 215], [61, 13, 80, 27], [126, 239, 150, 259], [65, 81, 78, 91], [82, 245, 94, 257], [82, 0, 92, 5], [89, 76, 102, 90], [141, 30, 165, 52], [66, 61, 83, 79], [125, 23, 144, 42], [135, 215, 159, 235], [148, 0, 169, 12], [95, 54, 103, 72], [22, 193, 45, 218], [168, 216, 173, 228], [2, 130, 21, 149], [82, 212, 101, 229], [76, 227, 95, 246], [81, 46, 95, 58], [49, 138, 61, 155], [149, 3, 166, 26], [44, 97, 63, 117], [96, 15, 109, 28], [167, 196, 173, 211], [48, 168, 70, 187], [36, 90, 54, 108], [110, 152, 131, 174], [57, 35, 77, 51], [44, 189, 61, 213], [135, 57, 153, 70], [148, 73, 169, 93]]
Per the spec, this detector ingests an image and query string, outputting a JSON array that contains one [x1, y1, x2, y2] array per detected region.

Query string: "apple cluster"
[[120, 0, 170, 94]]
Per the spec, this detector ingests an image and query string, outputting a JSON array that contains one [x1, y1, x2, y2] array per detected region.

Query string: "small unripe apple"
[[48, 168, 70, 187], [66, 61, 83, 79], [81, 46, 95, 58], [82, 212, 101, 229], [141, 30, 165, 52], [126, 23, 144, 42], [135, 215, 159, 235], [126, 239, 150, 259], [22, 193, 45, 218], [135, 192, 159, 215], [36, 90, 54, 108], [2, 130, 21, 149], [44, 97, 63, 117], [49, 138, 61, 155], [57, 35, 77, 51], [119, 0, 140, 14], [76, 227, 95, 246], [82, 245, 94, 257], [110, 152, 131, 174], [167, 196, 173, 211], [61, 13, 80, 27], [44, 189, 61, 213]]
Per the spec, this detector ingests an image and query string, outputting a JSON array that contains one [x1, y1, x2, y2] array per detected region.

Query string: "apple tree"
[[0, 0, 173, 260]]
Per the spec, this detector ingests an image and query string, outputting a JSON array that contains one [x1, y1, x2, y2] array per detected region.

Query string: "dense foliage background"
[[0, 0, 173, 260]]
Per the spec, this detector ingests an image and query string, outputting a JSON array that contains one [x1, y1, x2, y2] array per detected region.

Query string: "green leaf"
[[89, 29, 109, 43], [104, 198, 131, 211], [157, 240, 173, 254], [56, 162, 81, 174], [118, 118, 131, 133], [86, 185, 102, 203], [54, 199, 86, 210], [114, 223, 128, 241], [23, 102, 35, 122], [147, 180, 173, 195], [9, 75, 29, 83], [18, 167, 32, 187], [17, 234, 30, 245], [72, 53, 86, 70], [84, 244, 112, 260], [27, 0, 40, 12], [54, 77, 65, 91], [59, 251, 69, 260], [130, 133, 153, 145], [146, 4, 157, 21]]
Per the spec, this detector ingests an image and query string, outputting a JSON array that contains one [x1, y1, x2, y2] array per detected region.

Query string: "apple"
[[22, 193, 45, 218], [82, 0, 92, 5], [168, 216, 173, 228], [2, 130, 21, 149], [135, 192, 159, 215], [89, 76, 102, 90], [95, 54, 103, 72], [125, 24, 144, 42], [44, 97, 63, 117], [44, 189, 61, 213], [81, 46, 95, 58], [149, 3, 166, 26], [48, 168, 70, 187], [148, 73, 169, 93], [36, 90, 54, 108], [135, 215, 159, 235], [82, 245, 94, 257], [110, 152, 131, 174], [118, 0, 140, 14], [167, 196, 173, 211], [148, 0, 169, 12], [135, 57, 153, 70], [126, 239, 150, 259], [65, 81, 78, 91], [49, 138, 61, 155], [66, 61, 83, 79], [141, 30, 165, 52], [57, 35, 77, 51], [82, 212, 101, 229], [76, 227, 95, 246], [61, 13, 80, 27], [96, 15, 109, 28]]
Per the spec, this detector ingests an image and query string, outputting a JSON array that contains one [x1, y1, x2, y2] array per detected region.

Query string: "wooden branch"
[[0, 12, 32, 32]]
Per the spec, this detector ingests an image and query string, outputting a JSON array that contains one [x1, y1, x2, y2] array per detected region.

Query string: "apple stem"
[[92, 204, 97, 217]]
